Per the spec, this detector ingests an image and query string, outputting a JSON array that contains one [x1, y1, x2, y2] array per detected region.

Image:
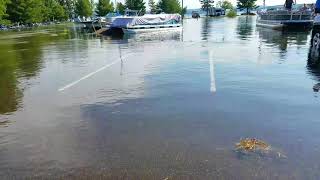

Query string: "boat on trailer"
[[110, 11, 182, 34], [257, 9, 313, 30]]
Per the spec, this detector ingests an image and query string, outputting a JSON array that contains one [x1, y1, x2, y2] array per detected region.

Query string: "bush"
[[227, 8, 237, 17]]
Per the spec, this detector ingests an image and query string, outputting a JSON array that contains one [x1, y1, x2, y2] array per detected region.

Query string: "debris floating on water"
[[235, 138, 287, 159], [235, 138, 270, 152]]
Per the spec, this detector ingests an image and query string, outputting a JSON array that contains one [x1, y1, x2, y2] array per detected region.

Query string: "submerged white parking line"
[[58, 53, 133, 92], [209, 50, 216, 93]]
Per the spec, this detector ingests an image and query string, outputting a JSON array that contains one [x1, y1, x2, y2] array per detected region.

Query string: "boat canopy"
[[111, 14, 181, 28]]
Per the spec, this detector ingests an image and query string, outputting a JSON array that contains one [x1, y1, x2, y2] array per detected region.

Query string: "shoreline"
[[0, 22, 74, 31]]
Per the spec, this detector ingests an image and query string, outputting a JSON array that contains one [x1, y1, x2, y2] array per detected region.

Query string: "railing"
[[289, 11, 309, 20], [259, 11, 313, 21]]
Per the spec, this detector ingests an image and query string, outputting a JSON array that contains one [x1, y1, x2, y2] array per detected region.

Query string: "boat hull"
[[256, 20, 284, 30], [122, 24, 182, 34], [256, 19, 313, 30]]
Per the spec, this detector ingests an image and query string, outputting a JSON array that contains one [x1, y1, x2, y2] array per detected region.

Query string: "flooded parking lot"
[[1, 16, 320, 179]]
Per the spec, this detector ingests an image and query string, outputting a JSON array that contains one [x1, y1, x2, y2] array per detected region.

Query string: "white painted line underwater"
[[209, 50, 216, 93], [58, 53, 133, 92]]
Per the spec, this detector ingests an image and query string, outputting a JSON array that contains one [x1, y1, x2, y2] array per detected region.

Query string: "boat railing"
[[258, 10, 313, 21]]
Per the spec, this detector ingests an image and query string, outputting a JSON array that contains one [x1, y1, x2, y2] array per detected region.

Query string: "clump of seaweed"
[[235, 138, 270, 152], [235, 138, 287, 159]]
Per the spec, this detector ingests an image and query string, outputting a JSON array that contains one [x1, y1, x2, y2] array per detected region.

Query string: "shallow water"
[[0, 16, 320, 179]]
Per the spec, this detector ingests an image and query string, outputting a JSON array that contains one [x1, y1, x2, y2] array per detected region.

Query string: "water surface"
[[1, 16, 320, 179]]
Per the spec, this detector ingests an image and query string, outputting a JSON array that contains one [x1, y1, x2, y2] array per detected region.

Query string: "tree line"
[[201, 0, 257, 16], [1, 0, 73, 25], [96, 0, 186, 17], [0, 0, 185, 25]]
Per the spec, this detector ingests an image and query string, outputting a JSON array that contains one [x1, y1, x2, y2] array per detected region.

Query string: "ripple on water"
[[0, 120, 11, 128]]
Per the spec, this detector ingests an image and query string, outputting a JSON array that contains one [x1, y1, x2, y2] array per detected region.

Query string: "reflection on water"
[[123, 31, 182, 42], [257, 27, 309, 61], [307, 43, 320, 95], [236, 16, 254, 40], [257, 28, 309, 51], [0, 46, 22, 114], [201, 18, 212, 40], [307, 43, 320, 83], [0, 18, 320, 179], [0, 28, 76, 114], [0, 120, 11, 127], [0, 25, 113, 115]]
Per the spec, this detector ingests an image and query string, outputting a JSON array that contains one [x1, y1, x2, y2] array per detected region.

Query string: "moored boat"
[[257, 9, 313, 30], [111, 13, 182, 34]]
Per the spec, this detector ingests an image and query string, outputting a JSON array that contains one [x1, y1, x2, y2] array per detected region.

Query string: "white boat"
[[111, 13, 182, 34], [122, 23, 182, 34]]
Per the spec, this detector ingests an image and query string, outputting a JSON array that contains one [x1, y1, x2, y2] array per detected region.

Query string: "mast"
[[263, 0, 265, 8]]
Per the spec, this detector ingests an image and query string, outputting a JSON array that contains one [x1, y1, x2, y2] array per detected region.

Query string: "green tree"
[[217, 0, 233, 9], [237, 0, 257, 15], [0, 0, 10, 24], [125, 0, 146, 14], [7, 0, 24, 23], [116, 2, 125, 15], [58, 0, 76, 19], [95, 0, 114, 16], [7, 0, 45, 24], [45, 0, 67, 21], [200, 0, 214, 16], [148, 0, 157, 14], [75, 0, 93, 18], [157, 0, 182, 14], [53, 3, 68, 20]]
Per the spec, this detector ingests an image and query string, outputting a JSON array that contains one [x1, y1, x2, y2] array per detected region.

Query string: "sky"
[[98, 0, 317, 9]]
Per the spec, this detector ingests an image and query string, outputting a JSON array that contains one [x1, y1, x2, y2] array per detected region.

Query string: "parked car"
[[214, 8, 225, 16], [0, 24, 8, 30], [192, 11, 200, 18], [209, 8, 225, 17]]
